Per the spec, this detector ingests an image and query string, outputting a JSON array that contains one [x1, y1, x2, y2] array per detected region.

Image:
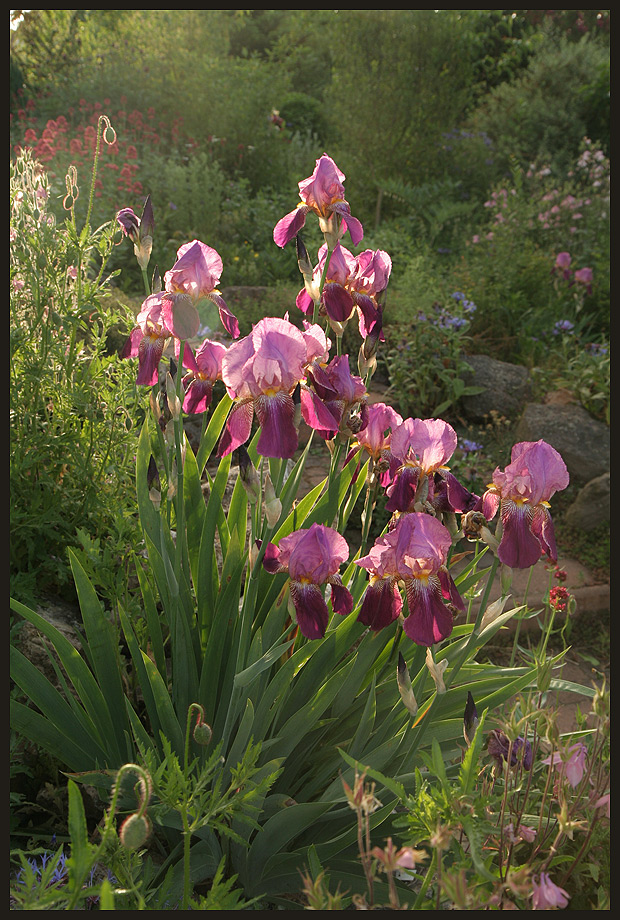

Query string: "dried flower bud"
[[425, 648, 448, 694], [481, 594, 511, 629]]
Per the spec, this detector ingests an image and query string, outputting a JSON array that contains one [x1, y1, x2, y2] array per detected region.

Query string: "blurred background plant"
[[9, 10, 609, 375]]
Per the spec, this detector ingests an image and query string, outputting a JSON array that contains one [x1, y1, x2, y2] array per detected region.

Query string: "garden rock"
[[564, 472, 610, 531], [515, 403, 610, 484], [459, 355, 531, 422]]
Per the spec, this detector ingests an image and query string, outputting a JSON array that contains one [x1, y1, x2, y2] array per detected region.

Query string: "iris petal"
[[403, 577, 454, 646]]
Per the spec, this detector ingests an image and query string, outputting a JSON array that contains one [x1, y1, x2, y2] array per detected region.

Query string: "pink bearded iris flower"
[[218, 316, 309, 460], [301, 353, 368, 441], [181, 338, 227, 415], [386, 418, 477, 516], [356, 512, 464, 646], [296, 243, 391, 343], [121, 292, 175, 386], [164, 239, 240, 339], [261, 523, 353, 639], [345, 402, 403, 487], [273, 154, 364, 249], [480, 440, 569, 569]]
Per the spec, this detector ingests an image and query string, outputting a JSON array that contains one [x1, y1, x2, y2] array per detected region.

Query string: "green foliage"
[[10, 149, 140, 603], [325, 10, 475, 222], [380, 284, 484, 420], [468, 35, 610, 176], [450, 139, 609, 359]]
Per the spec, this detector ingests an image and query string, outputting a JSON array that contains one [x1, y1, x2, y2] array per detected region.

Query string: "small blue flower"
[[460, 439, 483, 453], [552, 319, 575, 336]]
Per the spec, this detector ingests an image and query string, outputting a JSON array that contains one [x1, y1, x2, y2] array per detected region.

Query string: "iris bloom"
[[480, 440, 569, 569], [218, 317, 309, 459], [296, 243, 390, 343], [181, 339, 227, 415], [301, 354, 368, 441], [532, 873, 570, 910], [164, 239, 240, 339], [385, 418, 477, 515], [273, 154, 364, 249], [355, 512, 464, 646], [121, 292, 175, 386], [345, 402, 403, 487], [117, 196, 154, 270], [261, 523, 353, 639]]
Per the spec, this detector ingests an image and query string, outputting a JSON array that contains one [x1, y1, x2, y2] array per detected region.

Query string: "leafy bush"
[[449, 138, 609, 360], [468, 35, 610, 176], [10, 146, 140, 603]]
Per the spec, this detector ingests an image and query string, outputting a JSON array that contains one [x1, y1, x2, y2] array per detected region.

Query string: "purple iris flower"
[[218, 317, 310, 460], [273, 154, 364, 249], [261, 523, 353, 639], [356, 512, 464, 646], [480, 440, 569, 569]]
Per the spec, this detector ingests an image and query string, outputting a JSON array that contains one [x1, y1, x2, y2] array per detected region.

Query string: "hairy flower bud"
[[119, 812, 152, 850]]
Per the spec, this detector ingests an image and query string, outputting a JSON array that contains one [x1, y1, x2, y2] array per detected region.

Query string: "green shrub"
[[468, 35, 610, 176], [10, 148, 140, 603]]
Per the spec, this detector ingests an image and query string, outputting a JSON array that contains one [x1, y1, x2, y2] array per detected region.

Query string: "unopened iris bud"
[[147, 455, 160, 492], [264, 474, 282, 528], [463, 690, 479, 746], [135, 195, 154, 271], [234, 445, 260, 504], [397, 652, 418, 717], [296, 235, 314, 282], [165, 372, 182, 421], [357, 342, 377, 380], [292, 383, 302, 430]]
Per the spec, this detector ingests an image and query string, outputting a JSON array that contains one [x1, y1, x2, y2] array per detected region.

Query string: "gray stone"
[[460, 355, 532, 422], [564, 472, 610, 531], [515, 403, 610, 484]]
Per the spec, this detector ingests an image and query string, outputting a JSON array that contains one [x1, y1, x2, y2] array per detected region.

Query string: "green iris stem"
[[509, 564, 534, 667], [173, 341, 189, 580], [141, 267, 151, 297], [412, 848, 437, 909]]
